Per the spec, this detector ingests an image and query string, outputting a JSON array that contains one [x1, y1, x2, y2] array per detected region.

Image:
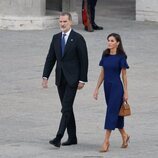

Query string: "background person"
[[82, 0, 103, 31], [88, 0, 103, 30]]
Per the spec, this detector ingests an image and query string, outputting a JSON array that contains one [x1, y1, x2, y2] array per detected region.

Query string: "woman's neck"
[[110, 49, 117, 55]]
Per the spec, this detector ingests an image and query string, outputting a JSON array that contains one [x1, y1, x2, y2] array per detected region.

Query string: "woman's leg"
[[100, 129, 111, 152], [118, 128, 130, 148], [104, 129, 111, 143]]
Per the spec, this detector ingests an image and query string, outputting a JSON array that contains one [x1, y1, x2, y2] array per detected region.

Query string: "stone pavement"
[[0, 0, 158, 157]]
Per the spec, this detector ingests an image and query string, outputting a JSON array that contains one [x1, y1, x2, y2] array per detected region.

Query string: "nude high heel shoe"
[[121, 135, 130, 148], [99, 142, 110, 152]]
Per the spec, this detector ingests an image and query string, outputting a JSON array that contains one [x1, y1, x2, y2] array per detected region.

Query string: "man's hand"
[[77, 82, 85, 90], [42, 79, 48, 88]]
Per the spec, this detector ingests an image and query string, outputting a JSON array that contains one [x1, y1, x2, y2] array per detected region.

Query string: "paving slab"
[[1, 0, 158, 157]]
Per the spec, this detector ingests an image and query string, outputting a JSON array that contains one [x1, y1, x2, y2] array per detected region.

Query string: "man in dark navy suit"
[[42, 12, 88, 148]]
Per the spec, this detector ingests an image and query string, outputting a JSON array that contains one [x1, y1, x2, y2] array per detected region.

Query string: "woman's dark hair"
[[102, 33, 127, 58]]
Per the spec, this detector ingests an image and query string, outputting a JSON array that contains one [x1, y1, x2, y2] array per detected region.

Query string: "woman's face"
[[107, 36, 119, 51]]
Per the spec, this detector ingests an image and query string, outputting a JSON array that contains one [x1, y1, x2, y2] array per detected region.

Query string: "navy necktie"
[[61, 34, 66, 56]]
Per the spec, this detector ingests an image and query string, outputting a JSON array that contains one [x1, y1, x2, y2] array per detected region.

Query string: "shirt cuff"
[[79, 80, 85, 84], [43, 77, 48, 80]]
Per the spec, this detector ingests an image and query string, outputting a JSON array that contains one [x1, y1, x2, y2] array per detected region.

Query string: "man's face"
[[59, 15, 72, 33]]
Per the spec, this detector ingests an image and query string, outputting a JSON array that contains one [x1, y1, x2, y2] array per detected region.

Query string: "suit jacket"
[[43, 29, 88, 87]]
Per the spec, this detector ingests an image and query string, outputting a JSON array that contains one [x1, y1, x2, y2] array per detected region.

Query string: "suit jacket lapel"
[[55, 32, 62, 59]]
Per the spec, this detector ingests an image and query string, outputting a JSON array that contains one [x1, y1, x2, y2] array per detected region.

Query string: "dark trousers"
[[56, 74, 77, 140], [88, 0, 97, 25]]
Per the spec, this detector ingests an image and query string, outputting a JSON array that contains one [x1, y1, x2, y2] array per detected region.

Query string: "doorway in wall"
[[46, 0, 62, 15]]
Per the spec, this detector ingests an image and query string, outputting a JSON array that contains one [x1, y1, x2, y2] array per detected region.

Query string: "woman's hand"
[[93, 88, 99, 100], [123, 91, 128, 101]]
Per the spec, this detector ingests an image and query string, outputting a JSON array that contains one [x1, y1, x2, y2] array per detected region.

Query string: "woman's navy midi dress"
[[99, 54, 129, 130]]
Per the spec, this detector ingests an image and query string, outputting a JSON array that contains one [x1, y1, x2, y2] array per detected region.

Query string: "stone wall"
[[0, 0, 78, 30], [0, 0, 46, 16]]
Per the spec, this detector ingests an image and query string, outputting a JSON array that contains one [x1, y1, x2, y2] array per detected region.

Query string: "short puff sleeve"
[[99, 58, 103, 66], [120, 56, 129, 69]]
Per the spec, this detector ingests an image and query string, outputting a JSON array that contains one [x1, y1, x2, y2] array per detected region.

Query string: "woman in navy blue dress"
[[93, 33, 130, 152]]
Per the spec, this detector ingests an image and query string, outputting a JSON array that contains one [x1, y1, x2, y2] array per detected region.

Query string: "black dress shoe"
[[49, 137, 61, 147], [92, 24, 103, 30], [62, 139, 77, 146]]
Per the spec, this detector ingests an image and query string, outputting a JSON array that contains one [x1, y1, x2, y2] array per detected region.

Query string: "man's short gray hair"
[[60, 12, 72, 21]]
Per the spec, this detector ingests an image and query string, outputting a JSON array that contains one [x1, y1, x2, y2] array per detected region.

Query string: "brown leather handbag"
[[119, 101, 131, 117]]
